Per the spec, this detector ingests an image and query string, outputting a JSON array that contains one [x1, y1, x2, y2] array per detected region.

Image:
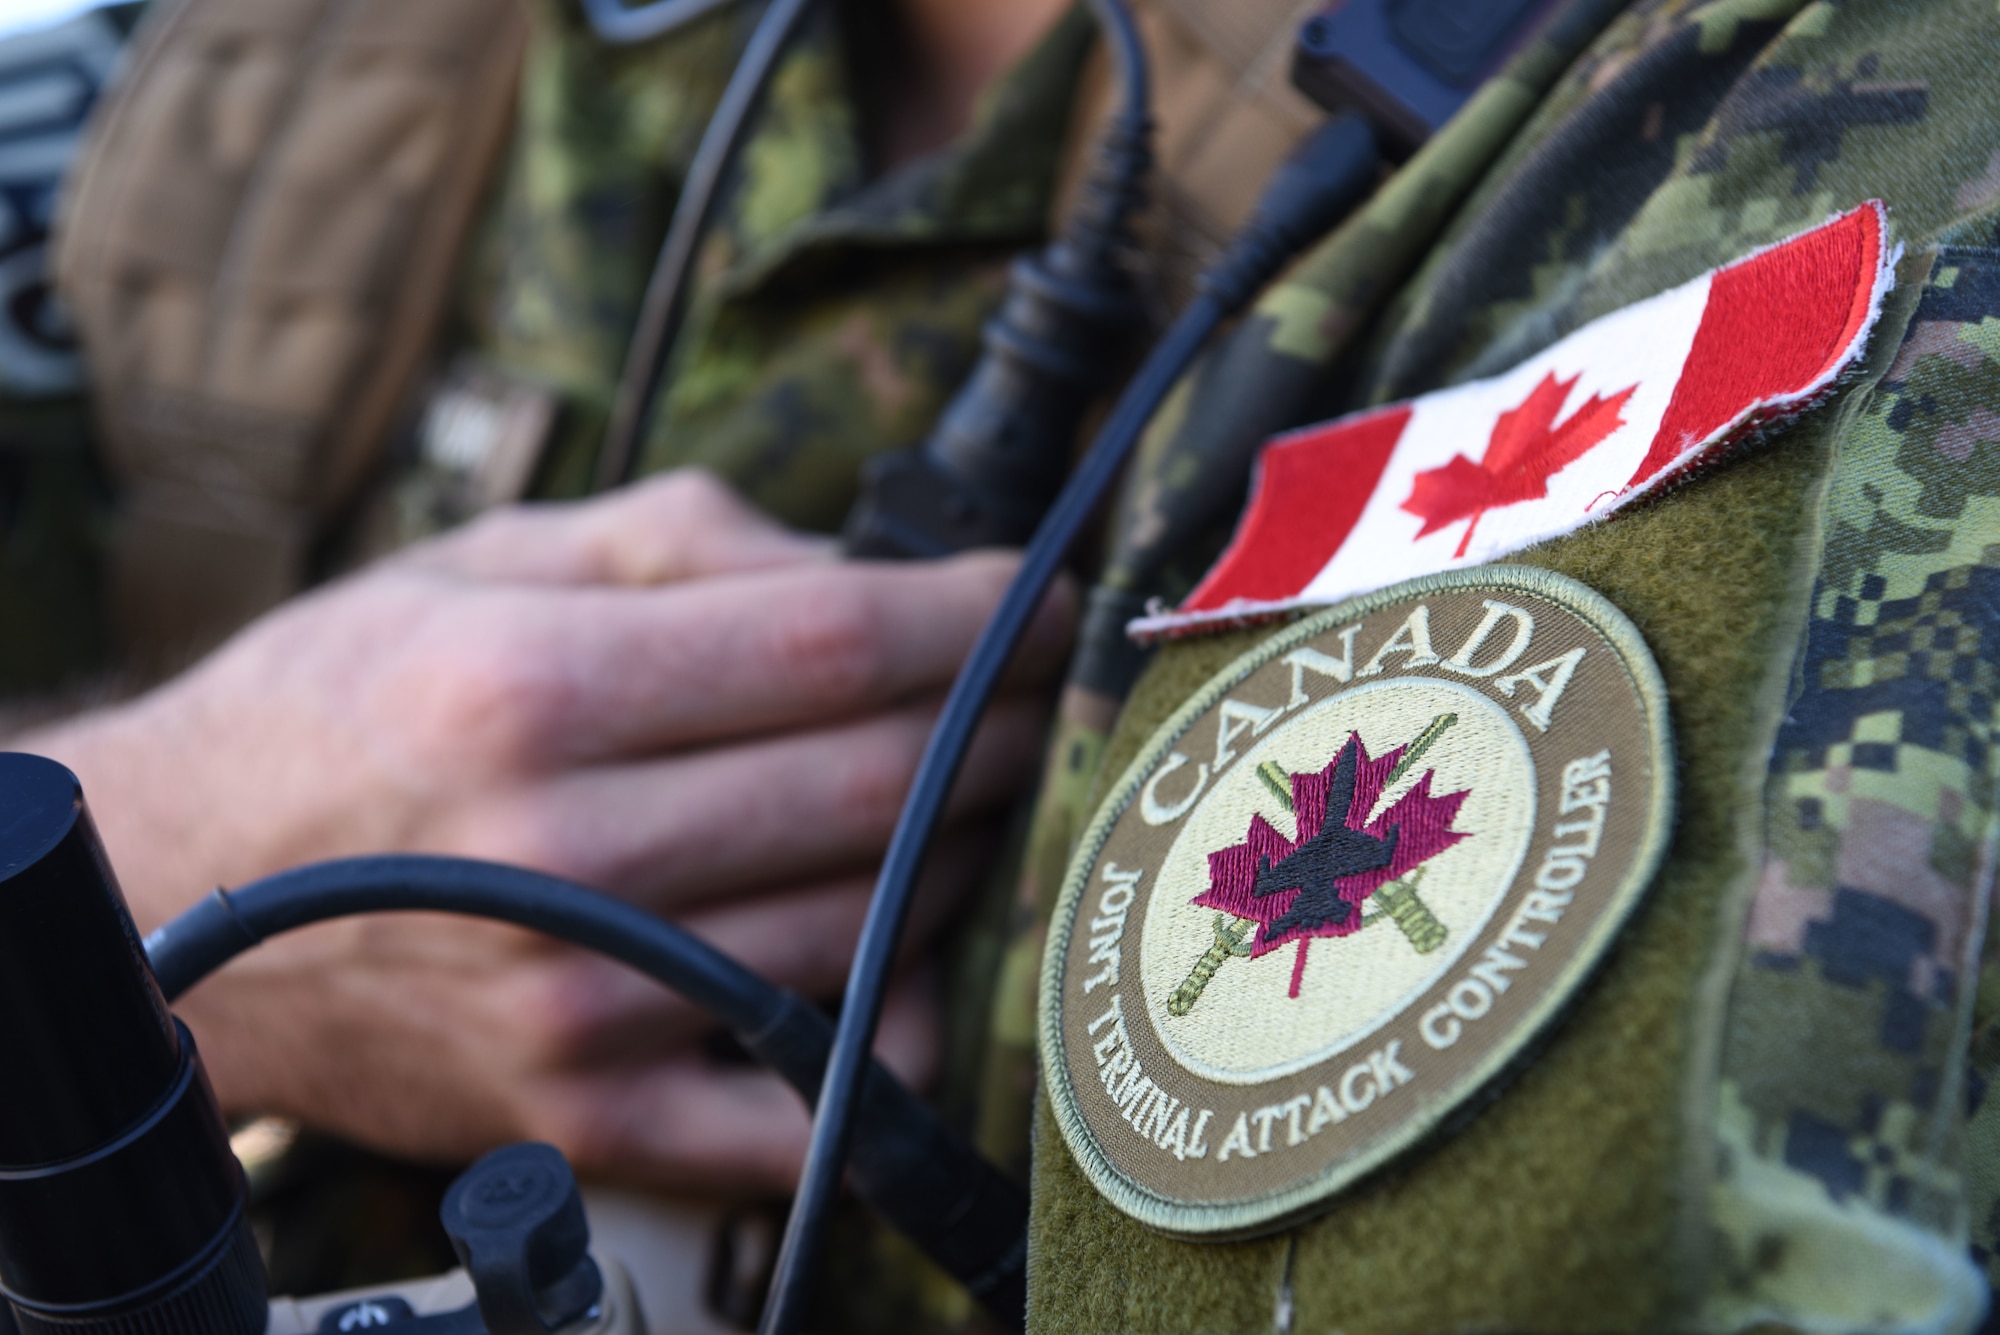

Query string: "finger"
[[404, 469, 829, 586], [189, 913, 951, 1190], [498, 829, 994, 1066], [439, 695, 1049, 908], [680, 830, 985, 1000], [529, 977, 943, 1193], [873, 970, 944, 1093], [472, 551, 1075, 764], [528, 1059, 813, 1193]]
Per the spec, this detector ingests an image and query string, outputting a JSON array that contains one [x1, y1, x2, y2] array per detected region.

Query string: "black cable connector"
[[841, 0, 1153, 557], [760, 113, 1386, 1335], [144, 856, 1030, 1330]]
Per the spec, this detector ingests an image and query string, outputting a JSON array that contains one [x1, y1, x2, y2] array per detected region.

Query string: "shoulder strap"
[[1061, 0, 1323, 307], [54, 0, 528, 660]]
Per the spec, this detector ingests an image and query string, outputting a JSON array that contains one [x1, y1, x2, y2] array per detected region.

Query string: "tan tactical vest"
[[1067, 0, 1325, 306], [54, 0, 528, 661]]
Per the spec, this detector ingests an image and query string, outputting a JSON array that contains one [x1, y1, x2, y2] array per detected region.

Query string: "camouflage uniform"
[[413, 0, 1097, 533], [8, 0, 2000, 1330], [1010, 0, 2000, 1330]]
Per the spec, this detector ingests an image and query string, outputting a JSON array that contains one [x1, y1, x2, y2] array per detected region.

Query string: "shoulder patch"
[[1041, 567, 1673, 1237], [1132, 203, 1891, 641]]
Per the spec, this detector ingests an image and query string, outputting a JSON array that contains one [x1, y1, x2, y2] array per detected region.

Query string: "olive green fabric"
[[977, 691, 1116, 1180], [1024, 0, 2000, 1330], [974, 0, 1639, 1195]]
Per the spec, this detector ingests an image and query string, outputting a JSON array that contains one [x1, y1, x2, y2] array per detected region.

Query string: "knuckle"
[[770, 580, 886, 702], [455, 801, 581, 880], [421, 636, 572, 762], [441, 504, 542, 566], [639, 468, 741, 536], [610, 470, 755, 581], [523, 1087, 625, 1175], [507, 962, 612, 1066], [828, 720, 923, 831], [655, 466, 735, 511]]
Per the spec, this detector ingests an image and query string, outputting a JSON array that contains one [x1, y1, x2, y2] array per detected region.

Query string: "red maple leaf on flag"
[[1401, 371, 1637, 558], [1193, 733, 1469, 998]]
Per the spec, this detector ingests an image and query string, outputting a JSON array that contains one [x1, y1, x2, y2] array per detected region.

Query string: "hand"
[[20, 470, 1072, 1190]]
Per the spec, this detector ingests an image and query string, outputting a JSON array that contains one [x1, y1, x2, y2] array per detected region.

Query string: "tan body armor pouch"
[[55, 0, 527, 660], [1062, 0, 1326, 307]]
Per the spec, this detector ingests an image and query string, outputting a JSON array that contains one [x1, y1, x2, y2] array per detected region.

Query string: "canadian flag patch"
[[1131, 203, 1893, 641]]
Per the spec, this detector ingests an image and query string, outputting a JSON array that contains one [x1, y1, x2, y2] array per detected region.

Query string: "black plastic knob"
[[441, 1143, 602, 1334], [0, 753, 264, 1334], [0, 753, 178, 1164]]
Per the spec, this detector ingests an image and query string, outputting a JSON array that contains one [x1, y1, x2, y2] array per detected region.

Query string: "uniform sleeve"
[[1708, 245, 2000, 1331]]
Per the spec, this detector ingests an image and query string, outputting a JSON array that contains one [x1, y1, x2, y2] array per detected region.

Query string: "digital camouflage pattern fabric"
[[1714, 243, 2000, 1332]]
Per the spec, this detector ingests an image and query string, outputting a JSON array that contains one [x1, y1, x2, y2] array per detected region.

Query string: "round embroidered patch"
[[1039, 566, 1673, 1237]]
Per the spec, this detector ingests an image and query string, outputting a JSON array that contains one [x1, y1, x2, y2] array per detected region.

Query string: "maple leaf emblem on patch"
[[1174, 718, 1471, 1010], [1401, 370, 1637, 558]]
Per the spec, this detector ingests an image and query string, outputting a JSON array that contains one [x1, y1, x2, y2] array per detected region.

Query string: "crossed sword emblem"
[[1167, 713, 1456, 1017]]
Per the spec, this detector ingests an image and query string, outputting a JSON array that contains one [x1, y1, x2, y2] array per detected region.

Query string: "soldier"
[[5, 1, 2000, 1333], [2, 0, 1099, 1317]]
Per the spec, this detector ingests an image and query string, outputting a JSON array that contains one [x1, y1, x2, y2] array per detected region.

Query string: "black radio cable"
[[579, 0, 738, 46], [760, 112, 1384, 1335], [841, 0, 1154, 558], [144, 855, 1032, 1328], [596, 0, 818, 490]]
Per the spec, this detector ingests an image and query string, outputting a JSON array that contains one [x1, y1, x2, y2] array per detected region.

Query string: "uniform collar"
[[706, 4, 1097, 301]]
